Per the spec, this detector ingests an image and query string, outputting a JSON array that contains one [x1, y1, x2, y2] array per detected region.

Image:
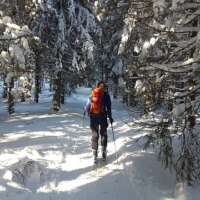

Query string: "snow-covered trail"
[[0, 88, 199, 200]]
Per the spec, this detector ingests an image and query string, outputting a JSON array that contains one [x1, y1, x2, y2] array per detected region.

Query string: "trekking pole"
[[82, 112, 85, 127], [111, 124, 118, 164]]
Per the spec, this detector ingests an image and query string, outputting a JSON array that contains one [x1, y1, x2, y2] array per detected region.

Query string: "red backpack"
[[90, 87, 104, 114]]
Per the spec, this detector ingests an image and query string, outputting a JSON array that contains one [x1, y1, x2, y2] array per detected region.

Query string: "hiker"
[[84, 81, 113, 164]]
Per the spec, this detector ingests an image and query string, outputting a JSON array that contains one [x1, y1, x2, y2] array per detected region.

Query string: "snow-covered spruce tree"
[[116, 0, 165, 109], [36, 1, 60, 110], [0, 1, 37, 113], [90, 0, 129, 96], [119, 0, 200, 184], [166, 0, 200, 184], [0, 0, 101, 112], [41, 0, 100, 111], [63, 0, 101, 86]]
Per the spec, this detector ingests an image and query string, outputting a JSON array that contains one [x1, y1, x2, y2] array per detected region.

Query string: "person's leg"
[[100, 124, 108, 160], [90, 115, 99, 163], [90, 115, 99, 151], [91, 124, 99, 152]]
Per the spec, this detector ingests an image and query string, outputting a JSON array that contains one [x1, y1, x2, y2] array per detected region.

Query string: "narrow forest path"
[[0, 88, 199, 200]]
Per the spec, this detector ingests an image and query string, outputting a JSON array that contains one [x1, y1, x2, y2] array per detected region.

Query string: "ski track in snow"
[[0, 87, 200, 200]]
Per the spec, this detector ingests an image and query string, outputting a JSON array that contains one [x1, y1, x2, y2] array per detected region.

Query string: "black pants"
[[90, 114, 108, 152]]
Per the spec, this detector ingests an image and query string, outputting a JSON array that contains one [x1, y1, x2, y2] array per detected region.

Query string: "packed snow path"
[[0, 88, 199, 200]]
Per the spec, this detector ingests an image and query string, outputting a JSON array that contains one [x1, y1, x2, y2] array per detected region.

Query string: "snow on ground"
[[0, 87, 200, 200]]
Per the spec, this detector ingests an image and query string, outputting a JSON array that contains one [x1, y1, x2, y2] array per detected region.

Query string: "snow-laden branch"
[[174, 85, 200, 99], [138, 19, 200, 34], [148, 58, 200, 73], [174, 2, 200, 11], [0, 33, 33, 41], [181, 9, 200, 25], [165, 37, 196, 63]]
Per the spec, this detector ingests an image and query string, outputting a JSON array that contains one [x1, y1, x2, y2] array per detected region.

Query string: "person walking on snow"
[[84, 81, 114, 164]]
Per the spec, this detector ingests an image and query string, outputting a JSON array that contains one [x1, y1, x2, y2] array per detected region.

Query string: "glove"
[[109, 117, 114, 124]]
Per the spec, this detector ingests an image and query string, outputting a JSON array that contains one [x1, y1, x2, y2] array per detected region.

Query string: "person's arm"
[[104, 92, 113, 124]]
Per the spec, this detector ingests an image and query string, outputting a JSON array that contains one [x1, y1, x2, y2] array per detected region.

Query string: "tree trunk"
[[60, 79, 65, 104], [53, 71, 61, 111], [112, 74, 119, 99], [7, 78, 15, 114], [2, 74, 7, 98], [34, 65, 41, 103], [127, 91, 135, 107]]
